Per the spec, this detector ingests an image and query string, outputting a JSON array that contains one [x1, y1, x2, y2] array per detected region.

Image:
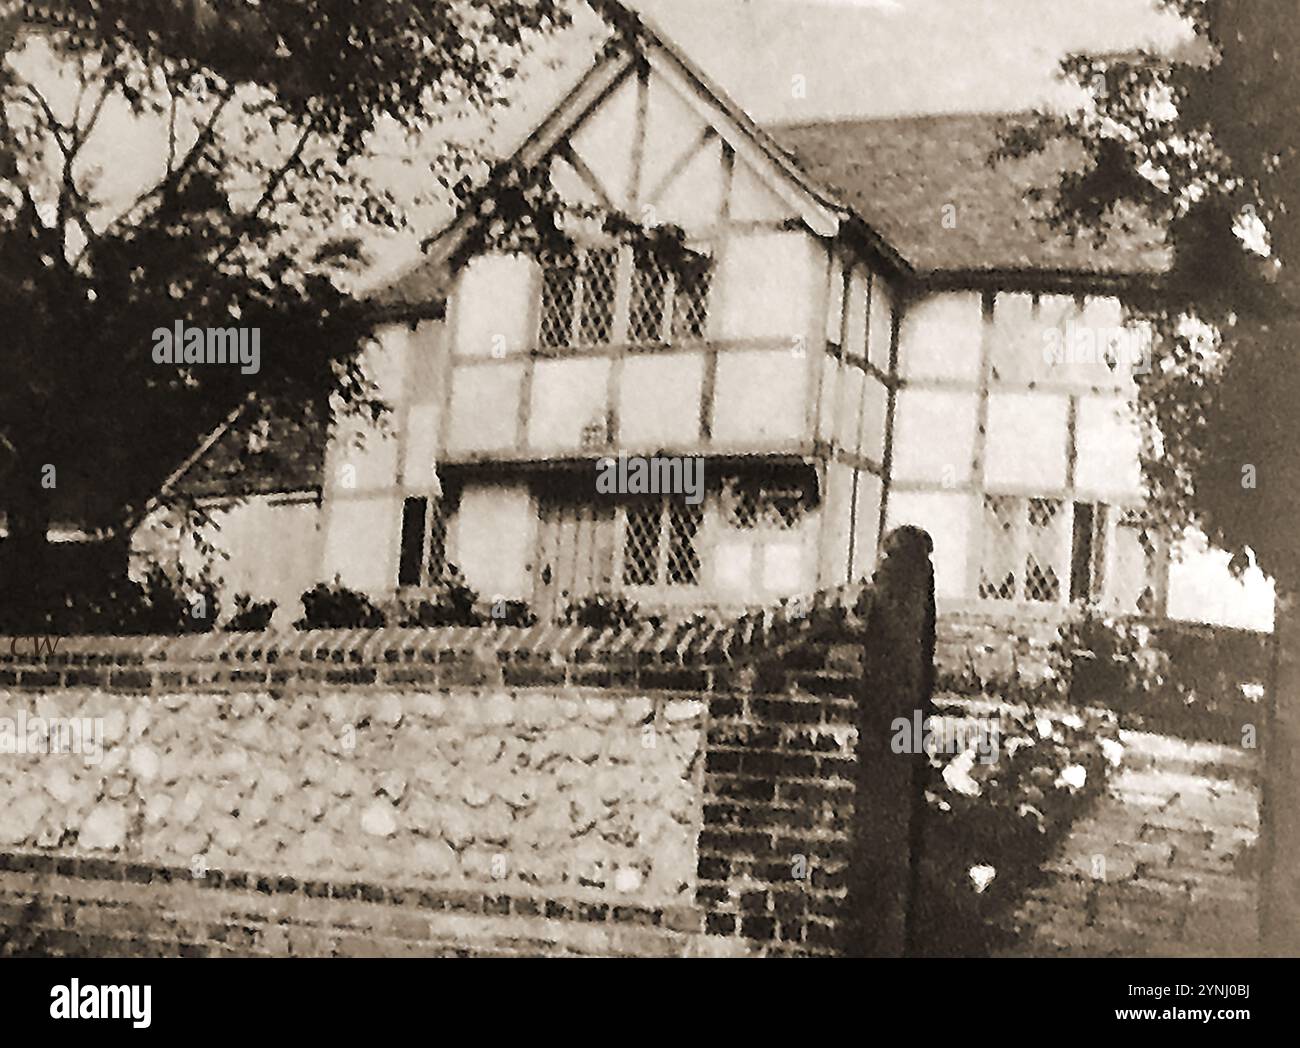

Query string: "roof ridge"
[[766, 110, 1038, 131]]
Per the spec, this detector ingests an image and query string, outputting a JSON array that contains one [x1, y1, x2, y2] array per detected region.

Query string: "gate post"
[[843, 527, 936, 957]]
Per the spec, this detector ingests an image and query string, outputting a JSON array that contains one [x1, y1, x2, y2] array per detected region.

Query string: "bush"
[[396, 565, 484, 627], [912, 691, 1120, 957], [562, 594, 654, 631], [132, 567, 221, 635], [224, 594, 278, 632], [1051, 607, 1158, 706], [486, 598, 537, 628], [1051, 606, 1267, 743], [13, 566, 220, 636], [294, 580, 386, 630]]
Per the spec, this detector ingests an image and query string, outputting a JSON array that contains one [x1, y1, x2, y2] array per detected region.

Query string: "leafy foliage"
[[487, 598, 538, 628], [294, 580, 385, 630], [1052, 605, 1269, 743], [0, 560, 218, 635], [223, 593, 277, 633], [396, 565, 484, 628], [449, 151, 711, 282], [914, 697, 1119, 956], [1002, 0, 1300, 589], [0, 0, 573, 610], [562, 593, 654, 631]]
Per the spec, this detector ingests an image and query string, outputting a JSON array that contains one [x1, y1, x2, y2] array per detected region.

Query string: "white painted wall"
[[132, 496, 323, 630]]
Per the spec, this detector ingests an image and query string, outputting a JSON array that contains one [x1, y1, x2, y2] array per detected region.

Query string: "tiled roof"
[[768, 112, 1171, 277], [170, 399, 327, 501]]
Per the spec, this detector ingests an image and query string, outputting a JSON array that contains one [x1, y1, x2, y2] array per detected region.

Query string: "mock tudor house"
[[135, 10, 1271, 632]]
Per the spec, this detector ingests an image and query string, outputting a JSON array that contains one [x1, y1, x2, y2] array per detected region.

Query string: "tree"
[[1004, 0, 1300, 950], [1002, 0, 1298, 591], [0, 0, 571, 620]]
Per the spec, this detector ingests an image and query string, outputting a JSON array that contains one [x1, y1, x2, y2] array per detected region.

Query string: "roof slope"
[[769, 112, 1171, 277], [169, 400, 327, 502]]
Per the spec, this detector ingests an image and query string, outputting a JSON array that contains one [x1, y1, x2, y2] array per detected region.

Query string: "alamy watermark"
[[152, 321, 261, 375], [596, 454, 704, 505], [0, 711, 104, 765], [50, 980, 151, 1028], [1042, 322, 1152, 376], [891, 710, 1001, 765]]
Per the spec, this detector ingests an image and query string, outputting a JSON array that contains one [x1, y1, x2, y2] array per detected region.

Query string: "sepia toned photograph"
[[0, 0, 1294, 1020]]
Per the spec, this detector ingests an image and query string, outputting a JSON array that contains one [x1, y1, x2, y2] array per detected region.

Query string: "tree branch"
[[211, 117, 317, 269], [20, 82, 97, 254], [114, 82, 235, 226]]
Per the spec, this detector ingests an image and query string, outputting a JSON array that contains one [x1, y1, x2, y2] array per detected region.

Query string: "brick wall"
[[0, 529, 937, 958], [936, 610, 1271, 743]]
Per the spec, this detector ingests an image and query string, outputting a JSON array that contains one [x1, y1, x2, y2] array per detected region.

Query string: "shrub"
[[1050, 606, 1266, 742], [396, 566, 484, 627], [21, 566, 220, 636], [1050, 607, 1159, 706], [562, 594, 655, 631], [295, 580, 386, 630], [912, 692, 1120, 957], [486, 598, 537, 628], [224, 594, 278, 632], [133, 567, 221, 635]]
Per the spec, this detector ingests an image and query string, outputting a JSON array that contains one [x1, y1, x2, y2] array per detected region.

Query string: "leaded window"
[[537, 246, 712, 350], [622, 498, 702, 588]]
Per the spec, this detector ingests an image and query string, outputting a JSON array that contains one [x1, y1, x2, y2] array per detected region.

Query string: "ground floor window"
[[978, 495, 1159, 611], [979, 496, 1068, 603], [719, 475, 808, 531], [622, 498, 702, 588]]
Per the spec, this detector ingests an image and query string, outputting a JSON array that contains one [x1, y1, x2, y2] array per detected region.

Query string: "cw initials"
[[8, 635, 61, 657]]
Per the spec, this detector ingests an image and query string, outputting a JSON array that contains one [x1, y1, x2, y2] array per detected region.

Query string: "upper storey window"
[[537, 245, 712, 351]]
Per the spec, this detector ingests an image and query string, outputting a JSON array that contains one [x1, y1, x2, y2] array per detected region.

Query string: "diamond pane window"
[[1110, 510, 1159, 615], [629, 254, 670, 344], [766, 491, 804, 530], [979, 497, 1161, 611], [978, 496, 1018, 601], [539, 262, 577, 349], [721, 480, 760, 529], [577, 247, 618, 346], [537, 245, 710, 350], [623, 501, 661, 587], [671, 259, 712, 342], [426, 498, 448, 582], [622, 498, 702, 589], [1025, 498, 1064, 603], [666, 502, 703, 586], [397, 496, 449, 588], [721, 476, 805, 531]]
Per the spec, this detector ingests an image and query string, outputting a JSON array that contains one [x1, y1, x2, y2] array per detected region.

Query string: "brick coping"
[[0, 593, 869, 672]]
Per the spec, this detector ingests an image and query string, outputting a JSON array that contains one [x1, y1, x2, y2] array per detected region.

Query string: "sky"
[[626, 0, 1193, 122], [10, 0, 1197, 283]]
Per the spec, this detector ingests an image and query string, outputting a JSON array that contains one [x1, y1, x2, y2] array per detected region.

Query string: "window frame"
[[536, 243, 713, 352], [976, 495, 1160, 613], [618, 497, 704, 592]]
